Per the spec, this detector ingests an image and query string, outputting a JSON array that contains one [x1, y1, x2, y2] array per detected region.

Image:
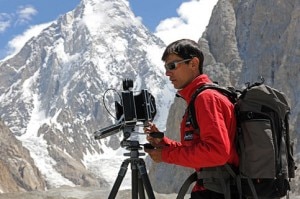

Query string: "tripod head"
[[120, 126, 142, 149]]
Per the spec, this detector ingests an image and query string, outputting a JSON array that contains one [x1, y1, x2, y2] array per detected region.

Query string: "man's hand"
[[144, 148, 163, 163], [144, 122, 162, 147]]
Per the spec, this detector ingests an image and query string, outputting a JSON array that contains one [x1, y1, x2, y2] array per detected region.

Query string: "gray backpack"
[[177, 80, 296, 199]]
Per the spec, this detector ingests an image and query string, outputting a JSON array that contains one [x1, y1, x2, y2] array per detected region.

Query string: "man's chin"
[[173, 84, 180, 89]]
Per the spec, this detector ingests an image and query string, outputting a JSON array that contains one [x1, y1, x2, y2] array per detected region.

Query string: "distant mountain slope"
[[0, 0, 173, 190]]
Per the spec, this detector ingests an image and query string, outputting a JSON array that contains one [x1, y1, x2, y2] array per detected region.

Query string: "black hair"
[[161, 39, 204, 74]]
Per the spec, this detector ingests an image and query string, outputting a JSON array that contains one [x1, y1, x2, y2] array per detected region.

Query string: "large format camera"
[[94, 79, 156, 140]]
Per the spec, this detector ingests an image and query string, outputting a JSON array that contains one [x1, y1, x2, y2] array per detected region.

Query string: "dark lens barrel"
[[123, 79, 133, 90]]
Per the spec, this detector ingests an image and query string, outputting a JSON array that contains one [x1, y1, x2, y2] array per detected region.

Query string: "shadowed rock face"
[[0, 120, 46, 192]]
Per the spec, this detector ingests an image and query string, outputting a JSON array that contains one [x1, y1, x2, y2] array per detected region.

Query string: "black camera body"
[[94, 79, 156, 139], [116, 79, 156, 124]]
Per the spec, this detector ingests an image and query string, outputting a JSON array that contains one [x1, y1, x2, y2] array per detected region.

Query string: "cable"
[[102, 88, 122, 120]]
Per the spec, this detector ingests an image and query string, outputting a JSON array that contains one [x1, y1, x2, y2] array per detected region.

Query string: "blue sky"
[[0, 0, 218, 60], [129, 0, 187, 31]]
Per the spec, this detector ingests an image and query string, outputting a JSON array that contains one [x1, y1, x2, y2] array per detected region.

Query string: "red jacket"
[[161, 74, 239, 192]]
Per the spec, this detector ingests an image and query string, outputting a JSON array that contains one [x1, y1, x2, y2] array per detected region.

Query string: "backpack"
[[176, 80, 296, 199]]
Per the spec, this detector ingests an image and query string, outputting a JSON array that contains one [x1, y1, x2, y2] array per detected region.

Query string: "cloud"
[[0, 5, 37, 34], [154, 0, 218, 45], [4, 22, 52, 60], [0, 13, 12, 33], [16, 5, 38, 25]]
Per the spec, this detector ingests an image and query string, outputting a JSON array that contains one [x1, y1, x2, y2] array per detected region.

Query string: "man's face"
[[164, 54, 198, 89]]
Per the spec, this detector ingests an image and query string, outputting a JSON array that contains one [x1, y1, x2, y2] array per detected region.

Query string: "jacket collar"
[[177, 74, 212, 104]]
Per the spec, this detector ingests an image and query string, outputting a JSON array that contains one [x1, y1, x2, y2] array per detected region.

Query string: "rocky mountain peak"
[[0, 0, 173, 189]]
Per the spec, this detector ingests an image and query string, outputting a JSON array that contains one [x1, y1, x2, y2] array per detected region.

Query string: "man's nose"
[[165, 70, 172, 76]]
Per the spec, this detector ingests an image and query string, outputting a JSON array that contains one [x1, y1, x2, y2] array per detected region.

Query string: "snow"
[[82, 0, 139, 37], [18, 67, 75, 187], [83, 138, 145, 190]]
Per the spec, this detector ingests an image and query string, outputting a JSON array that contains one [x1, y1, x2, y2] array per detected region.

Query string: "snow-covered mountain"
[[0, 0, 174, 189]]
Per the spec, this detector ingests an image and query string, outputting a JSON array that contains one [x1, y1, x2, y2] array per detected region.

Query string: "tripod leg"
[[137, 160, 156, 199], [108, 160, 130, 199], [138, 173, 146, 199], [131, 162, 139, 199]]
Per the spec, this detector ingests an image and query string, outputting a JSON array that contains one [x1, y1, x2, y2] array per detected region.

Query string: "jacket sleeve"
[[161, 90, 235, 169], [161, 136, 182, 147]]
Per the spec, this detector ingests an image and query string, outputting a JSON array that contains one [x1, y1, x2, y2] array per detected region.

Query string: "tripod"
[[108, 136, 155, 199]]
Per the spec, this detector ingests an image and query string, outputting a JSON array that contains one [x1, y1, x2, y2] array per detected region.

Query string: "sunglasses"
[[164, 59, 192, 71]]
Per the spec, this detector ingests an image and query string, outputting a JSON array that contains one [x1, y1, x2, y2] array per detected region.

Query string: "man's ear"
[[191, 57, 199, 71]]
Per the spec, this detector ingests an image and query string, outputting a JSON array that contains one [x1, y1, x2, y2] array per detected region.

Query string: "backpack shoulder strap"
[[176, 172, 198, 199], [187, 84, 237, 129]]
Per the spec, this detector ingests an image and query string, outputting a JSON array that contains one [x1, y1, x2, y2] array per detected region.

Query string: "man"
[[144, 39, 238, 199]]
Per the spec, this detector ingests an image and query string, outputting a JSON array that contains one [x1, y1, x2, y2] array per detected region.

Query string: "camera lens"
[[123, 79, 133, 90]]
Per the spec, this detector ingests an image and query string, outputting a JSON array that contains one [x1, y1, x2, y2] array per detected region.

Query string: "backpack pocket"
[[239, 117, 276, 178]]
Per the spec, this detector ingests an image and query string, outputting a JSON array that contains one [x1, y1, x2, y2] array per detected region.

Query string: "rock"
[[0, 120, 46, 192]]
